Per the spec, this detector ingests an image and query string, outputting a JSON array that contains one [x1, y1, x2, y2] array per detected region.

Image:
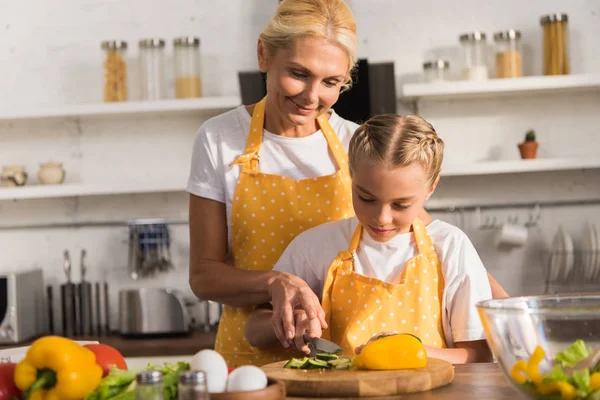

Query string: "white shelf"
[[441, 157, 600, 177], [0, 182, 186, 201], [0, 96, 241, 121], [402, 74, 600, 101]]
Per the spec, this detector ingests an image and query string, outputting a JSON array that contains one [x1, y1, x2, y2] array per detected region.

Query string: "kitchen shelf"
[[401, 73, 600, 101], [441, 157, 600, 177], [0, 182, 186, 201], [0, 96, 241, 121]]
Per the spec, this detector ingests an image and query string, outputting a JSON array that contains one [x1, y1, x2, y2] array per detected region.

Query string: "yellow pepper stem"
[[23, 369, 57, 399]]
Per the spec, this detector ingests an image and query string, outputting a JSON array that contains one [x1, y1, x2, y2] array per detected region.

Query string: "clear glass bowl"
[[477, 294, 600, 399]]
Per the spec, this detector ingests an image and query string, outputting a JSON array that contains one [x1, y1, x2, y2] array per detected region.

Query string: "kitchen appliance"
[[119, 288, 190, 337], [0, 269, 47, 344]]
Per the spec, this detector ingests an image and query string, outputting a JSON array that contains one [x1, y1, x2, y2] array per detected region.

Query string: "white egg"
[[226, 365, 268, 392], [190, 349, 228, 393]]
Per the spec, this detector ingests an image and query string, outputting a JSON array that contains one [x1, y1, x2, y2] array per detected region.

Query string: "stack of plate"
[[582, 223, 600, 281], [549, 225, 574, 282]]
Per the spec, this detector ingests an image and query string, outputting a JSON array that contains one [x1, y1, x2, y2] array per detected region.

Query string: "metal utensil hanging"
[[128, 220, 174, 279]]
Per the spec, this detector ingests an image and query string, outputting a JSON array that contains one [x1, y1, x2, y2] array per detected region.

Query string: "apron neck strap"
[[412, 217, 436, 255], [231, 97, 350, 174], [347, 224, 362, 253]]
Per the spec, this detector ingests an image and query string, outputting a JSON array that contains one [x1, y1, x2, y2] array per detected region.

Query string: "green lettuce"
[[555, 340, 591, 368]]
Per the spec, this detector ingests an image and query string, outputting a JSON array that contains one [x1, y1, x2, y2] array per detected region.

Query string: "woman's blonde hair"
[[260, 0, 358, 89], [348, 114, 445, 187]]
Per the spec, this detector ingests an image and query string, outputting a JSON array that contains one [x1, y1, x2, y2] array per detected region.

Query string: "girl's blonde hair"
[[348, 114, 445, 187], [260, 0, 358, 89]]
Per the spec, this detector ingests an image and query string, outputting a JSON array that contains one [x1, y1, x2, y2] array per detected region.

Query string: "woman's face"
[[351, 161, 437, 243], [258, 36, 349, 127]]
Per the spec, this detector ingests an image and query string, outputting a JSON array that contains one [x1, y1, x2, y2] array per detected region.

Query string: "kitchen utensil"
[[118, 288, 190, 336], [583, 224, 596, 280], [103, 282, 110, 334], [548, 229, 564, 282], [95, 282, 102, 335], [60, 283, 76, 337], [46, 285, 54, 334], [477, 294, 600, 400], [78, 249, 93, 336], [593, 224, 600, 280], [63, 250, 71, 283], [302, 334, 342, 357], [261, 358, 454, 397]]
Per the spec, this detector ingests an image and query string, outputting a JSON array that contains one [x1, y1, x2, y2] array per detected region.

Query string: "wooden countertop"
[[0, 330, 217, 358], [289, 363, 519, 400]]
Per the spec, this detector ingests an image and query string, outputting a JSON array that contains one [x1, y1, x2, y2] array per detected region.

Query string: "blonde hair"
[[260, 0, 358, 89], [348, 114, 445, 186]]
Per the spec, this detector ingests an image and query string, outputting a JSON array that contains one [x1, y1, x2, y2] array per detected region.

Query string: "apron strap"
[[321, 249, 354, 339], [229, 97, 266, 171], [412, 217, 437, 256]]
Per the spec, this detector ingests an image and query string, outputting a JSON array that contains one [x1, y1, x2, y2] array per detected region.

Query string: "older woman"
[[187, 0, 508, 367]]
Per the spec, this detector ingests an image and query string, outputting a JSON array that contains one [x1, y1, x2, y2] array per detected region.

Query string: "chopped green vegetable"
[[315, 353, 338, 362], [84, 362, 190, 400], [283, 352, 352, 370], [555, 340, 591, 368]]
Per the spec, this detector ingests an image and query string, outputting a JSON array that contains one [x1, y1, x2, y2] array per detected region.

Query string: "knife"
[[303, 334, 343, 357]]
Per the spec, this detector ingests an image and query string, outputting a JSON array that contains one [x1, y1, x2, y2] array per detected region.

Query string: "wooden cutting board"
[[262, 358, 454, 398]]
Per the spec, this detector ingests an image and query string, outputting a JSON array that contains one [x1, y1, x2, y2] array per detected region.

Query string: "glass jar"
[[173, 37, 202, 99], [178, 371, 210, 400], [494, 30, 523, 78], [135, 370, 164, 400], [541, 13, 569, 75], [139, 38, 167, 101], [101, 40, 128, 102], [423, 60, 450, 83], [459, 32, 489, 81]]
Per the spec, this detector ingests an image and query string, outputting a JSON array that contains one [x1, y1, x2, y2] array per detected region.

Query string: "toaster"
[[118, 288, 190, 337], [0, 269, 47, 344]]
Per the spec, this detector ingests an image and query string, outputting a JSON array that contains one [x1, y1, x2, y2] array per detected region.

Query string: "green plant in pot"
[[518, 129, 538, 159]]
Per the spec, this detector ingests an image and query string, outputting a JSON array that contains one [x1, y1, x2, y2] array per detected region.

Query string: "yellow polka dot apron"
[[214, 97, 354, 367], [321, 218, 448, 355]]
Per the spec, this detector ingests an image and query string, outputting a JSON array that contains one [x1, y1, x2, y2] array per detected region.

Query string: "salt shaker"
[[135, 370, 164, 400], [178, 371, 210, 400]]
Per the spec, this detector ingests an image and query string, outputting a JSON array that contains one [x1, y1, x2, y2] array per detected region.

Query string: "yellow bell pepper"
[[510, 359, 529, 384], [591, 372, 600, 390], [14, 336, 103, 400], [526, 346, 545, 385], [352, 333, 427, 370], [538, 381, 577, 400]]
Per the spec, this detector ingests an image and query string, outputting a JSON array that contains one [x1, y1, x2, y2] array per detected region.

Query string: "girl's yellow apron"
[[321, 218, 448, 355], [214, 98, 354, 366]]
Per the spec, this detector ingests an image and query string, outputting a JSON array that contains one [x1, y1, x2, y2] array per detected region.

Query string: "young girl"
[[245, 114, 493, 364]]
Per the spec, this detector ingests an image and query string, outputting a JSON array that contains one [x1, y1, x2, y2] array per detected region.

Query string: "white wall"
[[1, 0, 600, 331]]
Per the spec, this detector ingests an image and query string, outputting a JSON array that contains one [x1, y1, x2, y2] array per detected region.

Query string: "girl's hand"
[[292, 309, 323, 355]]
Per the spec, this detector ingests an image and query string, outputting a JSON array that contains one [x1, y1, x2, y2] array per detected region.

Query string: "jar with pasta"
[[102, 40, 128, 102], [173, 37, 202, 99], [541, 13, 569, 75], [493, 30, 523, 78]]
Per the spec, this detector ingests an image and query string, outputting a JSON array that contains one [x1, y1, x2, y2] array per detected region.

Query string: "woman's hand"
[[292, 309, 323, 355], [269, 272, 327, 348]]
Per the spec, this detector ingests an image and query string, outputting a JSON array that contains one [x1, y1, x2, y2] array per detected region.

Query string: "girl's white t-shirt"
[[186, 106, 359, 248], [273, 217, 492, 347]]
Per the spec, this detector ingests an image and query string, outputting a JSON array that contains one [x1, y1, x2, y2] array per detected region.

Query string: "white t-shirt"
[[186, 106, 359, 248], [273, 217, 492, 347]]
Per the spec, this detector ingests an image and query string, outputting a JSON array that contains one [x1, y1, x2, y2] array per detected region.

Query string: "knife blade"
[[303, 334, 343, 357]]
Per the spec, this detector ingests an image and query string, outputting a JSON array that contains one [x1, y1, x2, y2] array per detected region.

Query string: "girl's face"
[[258, 36, 349, 128], [351, 161, 437, 243]]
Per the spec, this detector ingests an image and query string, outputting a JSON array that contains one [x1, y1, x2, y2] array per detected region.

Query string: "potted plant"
[[518, 129, 539, 159]]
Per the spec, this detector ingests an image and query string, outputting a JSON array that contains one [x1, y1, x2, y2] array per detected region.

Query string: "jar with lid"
[[494, 30, 523, 78], [178, 371, 209, 400], [173, 37, 202, 99], [541, 13, 569, 75], [139, 38, 167, 101], [101, 40, 128, 102], [459, 32, 489, 81], [135, 370, 164, 400], [423, 60, 450, 83]]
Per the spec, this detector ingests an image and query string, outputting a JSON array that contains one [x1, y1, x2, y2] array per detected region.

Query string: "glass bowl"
[[477, 294, 600, 400]]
